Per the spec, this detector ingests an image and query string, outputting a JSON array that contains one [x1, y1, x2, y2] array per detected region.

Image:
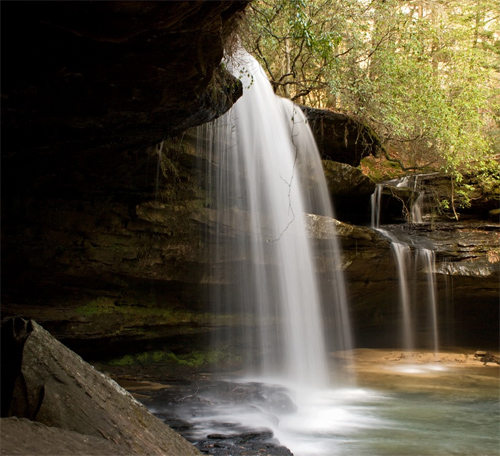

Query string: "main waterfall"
[[199, 50, 352, 388]]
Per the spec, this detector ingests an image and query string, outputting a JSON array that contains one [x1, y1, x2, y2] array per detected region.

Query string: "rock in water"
[[1, 317, 201, 455]]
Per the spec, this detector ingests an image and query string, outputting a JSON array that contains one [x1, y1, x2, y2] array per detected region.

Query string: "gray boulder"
[[1, 318, 201, 455]]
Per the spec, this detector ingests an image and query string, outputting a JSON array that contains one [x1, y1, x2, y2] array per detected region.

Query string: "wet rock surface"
[[124, 378, 295, 456], [195, 432, 293, 456]]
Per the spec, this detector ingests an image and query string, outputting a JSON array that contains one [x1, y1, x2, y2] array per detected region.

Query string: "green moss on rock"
[[106, 347, 241, 369], [75, 297, 117, 316]]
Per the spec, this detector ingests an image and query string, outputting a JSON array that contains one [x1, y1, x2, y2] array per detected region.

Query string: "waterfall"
[[371, 183, 415, 351], [418, 248, 439, 357], [199, 50, 352, 388], [370, 184, 382, 228], [370, 180, 440, 353], [411, 192, 424, 224], [408, 175, 425, 224], [391, 242, 415, 352]]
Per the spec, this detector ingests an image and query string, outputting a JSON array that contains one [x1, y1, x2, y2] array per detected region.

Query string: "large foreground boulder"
[[1, 318, 201, 455], [1, 418, 134, 456]]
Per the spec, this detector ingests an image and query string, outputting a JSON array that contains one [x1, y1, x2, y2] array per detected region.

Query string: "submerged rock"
[[133, 379, 295, 456], [195, 432, 294, 456]]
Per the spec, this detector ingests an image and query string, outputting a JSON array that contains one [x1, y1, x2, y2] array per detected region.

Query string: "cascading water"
[[370, 180, 440, 353], [200, 49, 352, 388], [418, 248, 439, 357], [371, 184, 415, 351], [370, 184, 382, 228], [411, 192, 424, 224], [278, 96, 353, 360], [391, 242, 415, 352]]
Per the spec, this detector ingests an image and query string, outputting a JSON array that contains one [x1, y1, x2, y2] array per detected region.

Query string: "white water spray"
[[200, 50, 352, 388]]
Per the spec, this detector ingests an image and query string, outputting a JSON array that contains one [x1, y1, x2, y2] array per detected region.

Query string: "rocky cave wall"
[[1, 1, 250, 357]]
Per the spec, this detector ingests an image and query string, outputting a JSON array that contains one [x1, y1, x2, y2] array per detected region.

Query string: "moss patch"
[[108, 350, 173, 367], [74, 297, 117, 316], [74, 298, 210, 324], [106, 347, 241, 369]]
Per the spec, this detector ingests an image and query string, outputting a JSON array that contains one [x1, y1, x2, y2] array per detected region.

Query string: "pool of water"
[[271, 385, 499, 455], [144, 356, 499, 456]]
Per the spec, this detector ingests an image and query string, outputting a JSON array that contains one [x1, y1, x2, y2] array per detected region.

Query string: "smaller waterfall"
[[398, 174, 435, 225], [391, 242, 415, 351], [371, 184, 415, 351], [371, 180, 440, 353], [411, 192, 425, 224], [374, 227, 416, 351], [370, 184, 382, 228], [418, 249, 439, 357]]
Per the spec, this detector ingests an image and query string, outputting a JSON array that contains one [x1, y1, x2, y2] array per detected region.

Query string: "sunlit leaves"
[[244, 0, 499, 187]]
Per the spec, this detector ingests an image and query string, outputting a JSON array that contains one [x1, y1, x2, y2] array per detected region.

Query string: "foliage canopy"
[[242, 0, 500, 207]]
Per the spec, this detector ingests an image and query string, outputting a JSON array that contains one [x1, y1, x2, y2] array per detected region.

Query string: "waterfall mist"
[[198, 50, 352, 389]]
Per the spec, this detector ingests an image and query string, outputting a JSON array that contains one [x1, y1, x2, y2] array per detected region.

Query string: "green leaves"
[[244, 0, 499, 192]]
